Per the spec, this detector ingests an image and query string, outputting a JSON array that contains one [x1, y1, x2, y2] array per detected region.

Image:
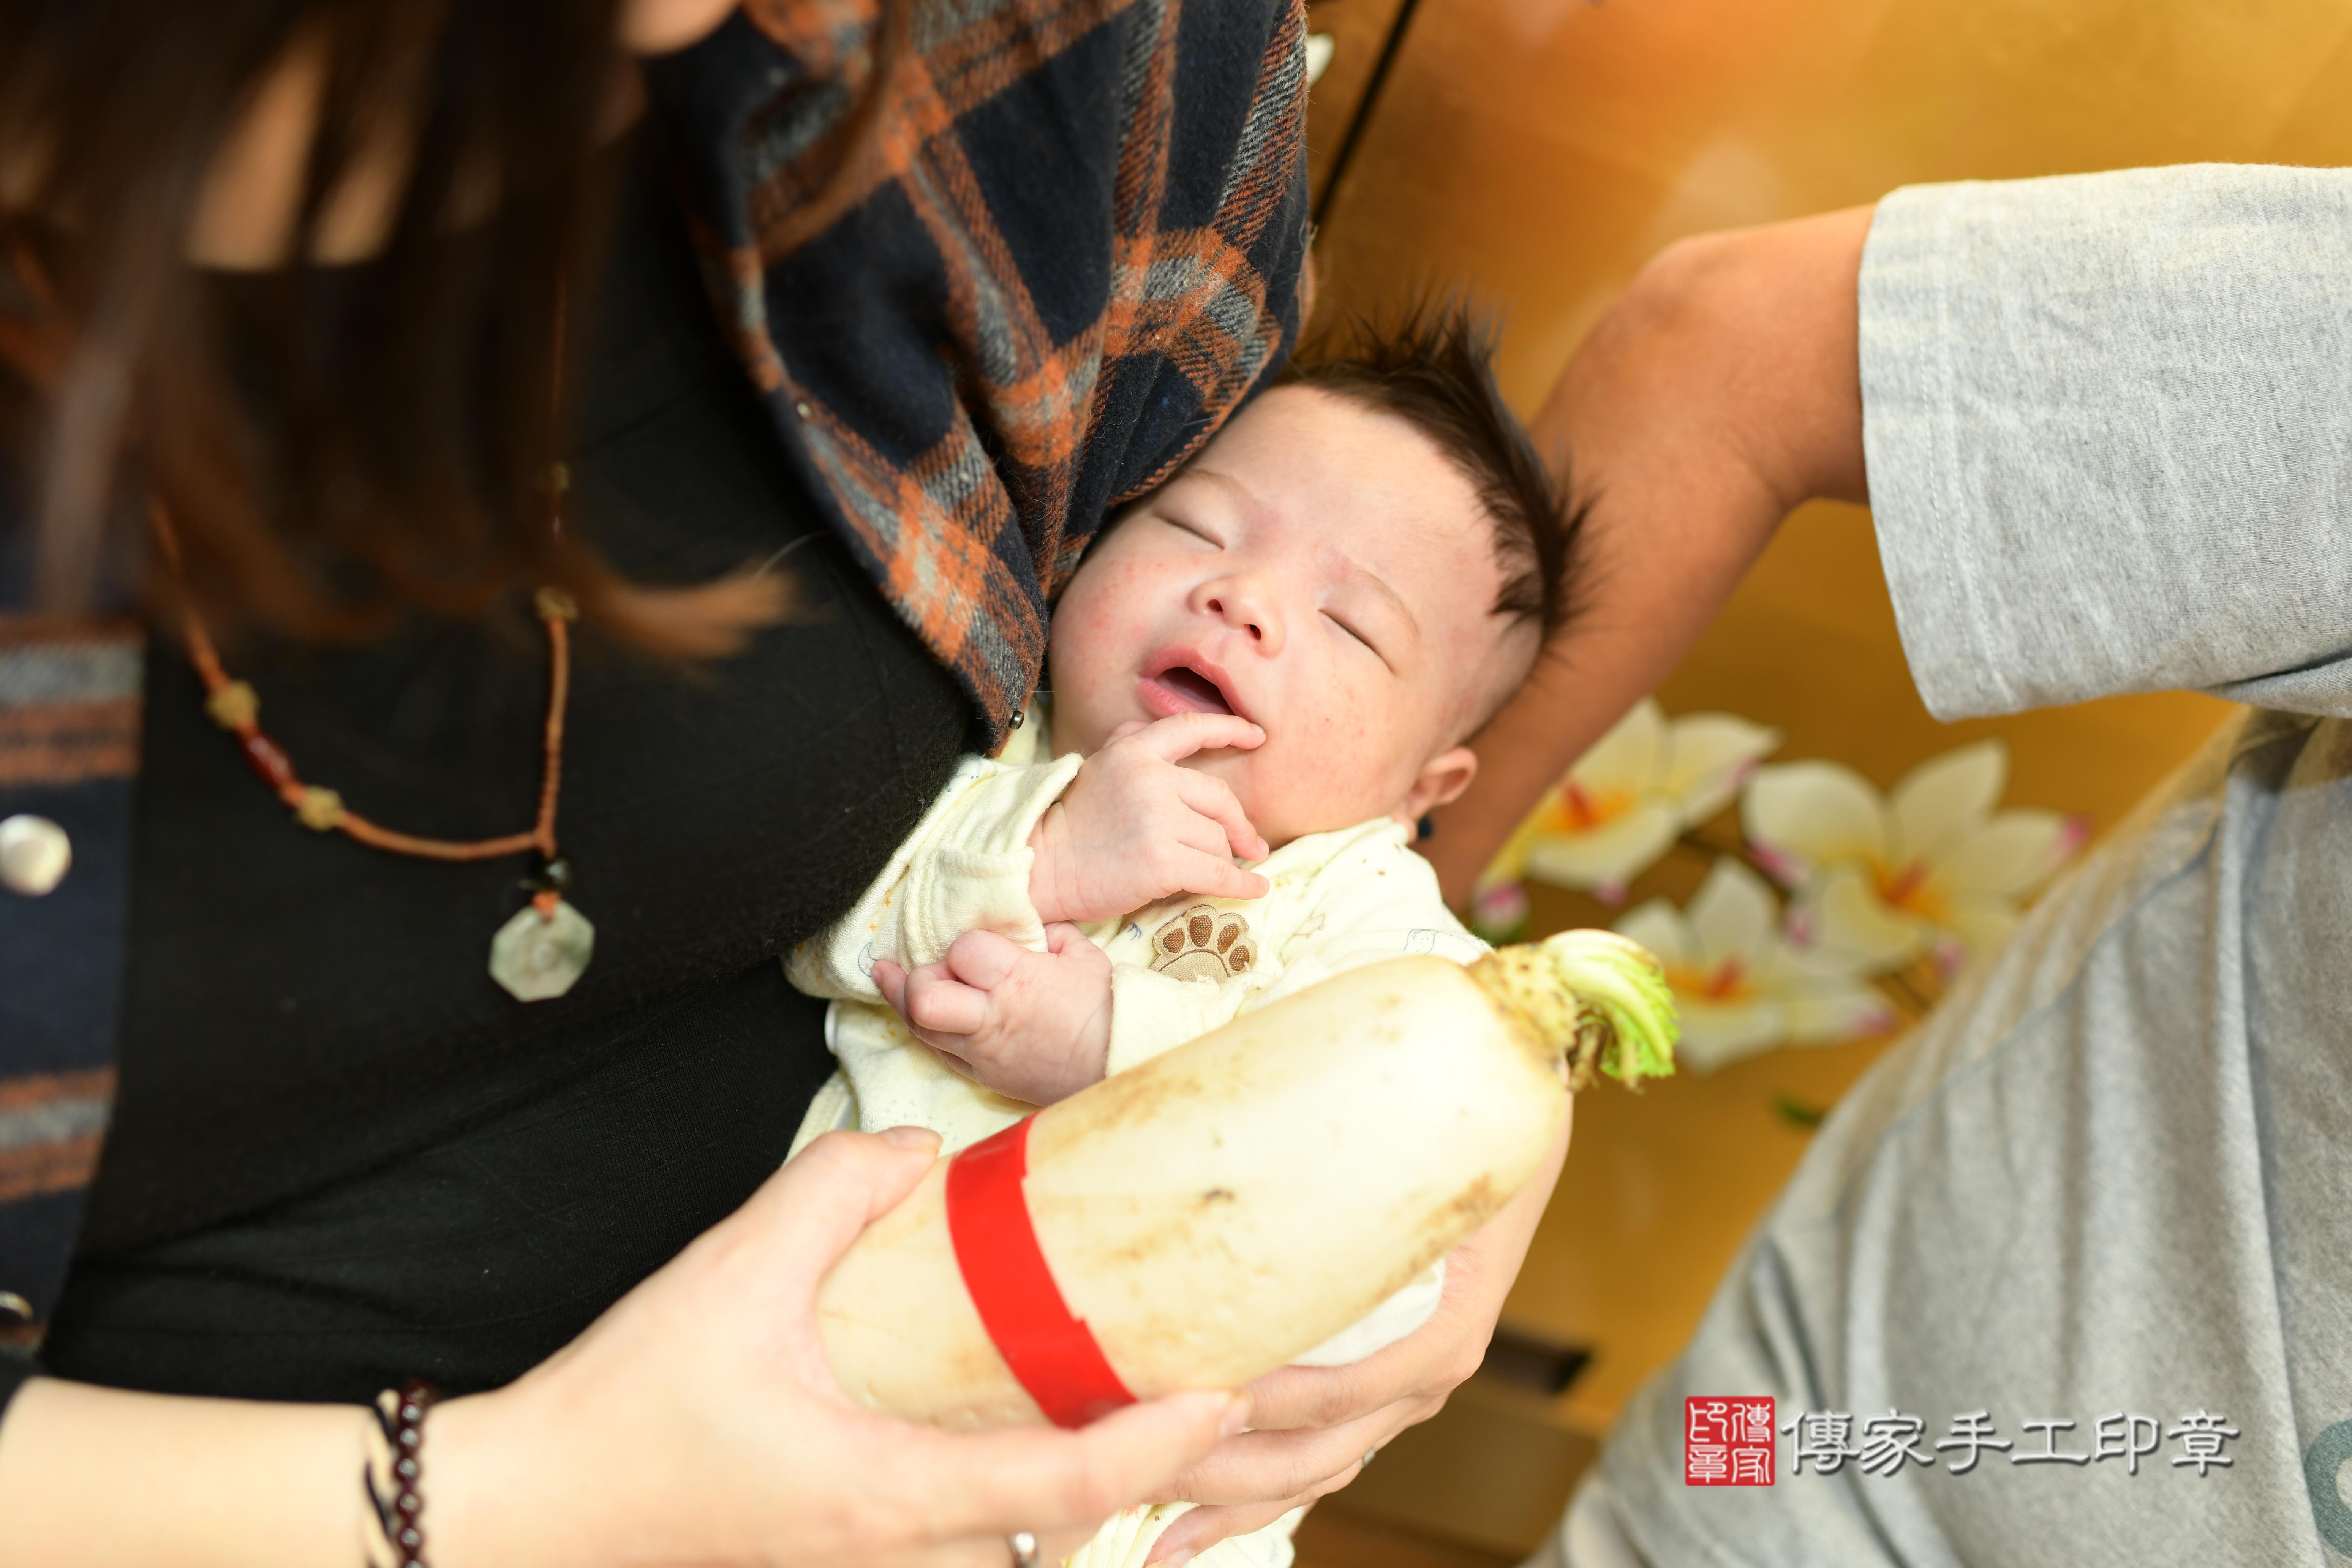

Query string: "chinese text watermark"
[[1686, 1399, 2240, 1486]]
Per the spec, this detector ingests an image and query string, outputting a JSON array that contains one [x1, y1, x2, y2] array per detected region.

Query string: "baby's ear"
[[1399, 745, 1480, 822]]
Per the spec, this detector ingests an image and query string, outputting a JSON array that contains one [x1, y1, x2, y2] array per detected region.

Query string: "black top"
[[41, 142, 972, 1402]]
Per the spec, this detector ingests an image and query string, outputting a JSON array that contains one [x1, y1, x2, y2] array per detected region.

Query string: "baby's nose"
[[1203, 580, 1283, 650], [1204, 593, 1260, 638]]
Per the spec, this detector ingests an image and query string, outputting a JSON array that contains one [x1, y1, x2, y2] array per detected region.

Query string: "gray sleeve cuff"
[[1859, 165, 2352, 719]]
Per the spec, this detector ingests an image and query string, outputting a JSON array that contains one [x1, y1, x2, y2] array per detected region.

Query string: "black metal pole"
[[1311, 0, 1429, 231]]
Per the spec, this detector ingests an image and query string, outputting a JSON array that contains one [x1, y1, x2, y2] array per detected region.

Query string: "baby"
[[786, 306, 1572, 1566]]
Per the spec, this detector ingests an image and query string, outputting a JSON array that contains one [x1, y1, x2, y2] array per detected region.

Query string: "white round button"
[[0, 814, 72, 896]]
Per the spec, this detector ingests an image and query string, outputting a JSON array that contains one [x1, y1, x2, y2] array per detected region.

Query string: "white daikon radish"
[[817, 930, 1676, 1430]]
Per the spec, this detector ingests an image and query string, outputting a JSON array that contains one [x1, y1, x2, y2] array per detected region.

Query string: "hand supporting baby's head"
[[1046, 302, 1574, 852]]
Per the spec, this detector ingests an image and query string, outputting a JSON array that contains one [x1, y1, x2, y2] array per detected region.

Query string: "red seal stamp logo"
[[1687, 1396, 1776, 1485]]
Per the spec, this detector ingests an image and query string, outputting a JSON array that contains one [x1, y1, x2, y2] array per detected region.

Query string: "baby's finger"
[[1132, 711, 1266, 764], [1182, 852, 1271, 903], [904, 969, 990, 1037], [943, 928, 1031, 990], [1173, 769, 1269, 862], [1043, 922, 1112, 969], [873, 958, 909, 1015], [881, 957, 956, 1018]]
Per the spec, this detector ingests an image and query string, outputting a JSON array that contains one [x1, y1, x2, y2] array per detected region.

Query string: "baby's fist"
[[1028, 711, 1271, 925], [873, 925, 1114, 1105]]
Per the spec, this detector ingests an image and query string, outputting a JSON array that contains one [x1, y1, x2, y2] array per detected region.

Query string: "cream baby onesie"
[[784, 704, 1487, 1568]]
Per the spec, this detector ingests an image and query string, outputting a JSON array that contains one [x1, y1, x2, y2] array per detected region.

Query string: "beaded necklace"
[[149, 485, 596, 1004]]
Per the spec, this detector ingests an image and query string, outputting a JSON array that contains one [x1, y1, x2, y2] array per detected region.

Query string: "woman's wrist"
[[426, 1389, 536, 1568], [433, 1382, 668, 1568], [0, 1371, 612, 1568], [0, 1377, 379, 1568]]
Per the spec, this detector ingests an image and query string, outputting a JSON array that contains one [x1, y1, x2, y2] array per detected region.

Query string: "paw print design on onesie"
[[1149, 904, 1257, 982]]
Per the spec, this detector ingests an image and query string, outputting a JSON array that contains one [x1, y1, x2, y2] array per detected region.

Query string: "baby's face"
[[1048, 386, 1532, 849]]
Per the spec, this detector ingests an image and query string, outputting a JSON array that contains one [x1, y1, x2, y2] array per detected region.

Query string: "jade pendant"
[[489, 897, 595, 1001]]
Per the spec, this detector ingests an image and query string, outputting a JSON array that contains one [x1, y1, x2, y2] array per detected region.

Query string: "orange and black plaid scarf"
[[648, 0, 1313, 748], [0, 4, 1309, 1370]]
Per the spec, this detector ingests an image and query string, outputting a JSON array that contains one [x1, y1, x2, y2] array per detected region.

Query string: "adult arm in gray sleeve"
[[1862, 163, 2352, 720]]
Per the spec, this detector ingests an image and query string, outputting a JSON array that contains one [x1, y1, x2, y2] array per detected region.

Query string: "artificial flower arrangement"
[[1473, 699, 2087, 1073]]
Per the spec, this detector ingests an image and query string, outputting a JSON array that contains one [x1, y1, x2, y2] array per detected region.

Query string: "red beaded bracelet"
[[365, 1381, 437, 1568]]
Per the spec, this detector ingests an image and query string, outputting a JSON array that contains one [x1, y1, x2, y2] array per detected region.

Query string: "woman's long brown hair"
[[0, 0, 792, 655]]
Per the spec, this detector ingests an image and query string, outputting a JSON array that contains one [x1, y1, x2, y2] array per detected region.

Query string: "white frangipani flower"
[[1487, 699, 1780, 904], [1615, 859, 1892, 1072], [1741, 739, 2086, 975]]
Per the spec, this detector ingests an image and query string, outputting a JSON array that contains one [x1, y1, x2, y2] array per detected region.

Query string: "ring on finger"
[[1009, 1531, 1042, 1568], [1362, 1447, 1378, 1467]]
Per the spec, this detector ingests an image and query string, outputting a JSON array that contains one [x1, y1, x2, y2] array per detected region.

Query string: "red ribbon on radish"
[[945, 1117, 1137, 1428]]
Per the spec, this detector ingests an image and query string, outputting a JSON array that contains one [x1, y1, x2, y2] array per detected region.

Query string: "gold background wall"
[[1290, 3, 2350, 1560], [1314, 0, 2352, 406]]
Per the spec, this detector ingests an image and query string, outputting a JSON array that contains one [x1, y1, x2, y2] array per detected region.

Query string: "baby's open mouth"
[[1139, 658, 1245, 721], [1154, 666, 1233, 714]]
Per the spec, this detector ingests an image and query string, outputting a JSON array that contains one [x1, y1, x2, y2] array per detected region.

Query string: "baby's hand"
[[1029, 712, 1271, 925], [873, 925, 1115, 1105]]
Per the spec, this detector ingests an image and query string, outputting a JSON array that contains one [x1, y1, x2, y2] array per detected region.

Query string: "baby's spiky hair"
[[1277, 298, 1580, 640]]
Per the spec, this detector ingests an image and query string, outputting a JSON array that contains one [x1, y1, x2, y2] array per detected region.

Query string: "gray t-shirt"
[[1593, 164, 2352, 1566]]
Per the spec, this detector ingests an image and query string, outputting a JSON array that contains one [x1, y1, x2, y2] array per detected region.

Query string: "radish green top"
[[1473, 929, 1680, 1091]]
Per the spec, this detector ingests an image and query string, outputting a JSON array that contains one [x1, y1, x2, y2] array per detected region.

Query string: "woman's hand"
[[434, 1127, 1249, 1568], [0, 1129, 1243, 1568], [1136, 1118, 1573, 1564]]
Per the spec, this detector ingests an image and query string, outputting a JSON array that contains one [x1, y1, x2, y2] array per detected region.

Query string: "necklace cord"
[[148, 495, 574, 867]]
